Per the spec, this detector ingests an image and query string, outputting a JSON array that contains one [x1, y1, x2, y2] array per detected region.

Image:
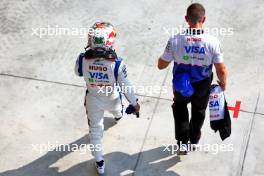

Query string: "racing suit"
[[74, 50, 138, 161], [161, 29, 224, 144]]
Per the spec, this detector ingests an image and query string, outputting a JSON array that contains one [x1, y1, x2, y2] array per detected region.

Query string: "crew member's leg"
[[172, 92, 191, 145], [190, 76, 212, 144]]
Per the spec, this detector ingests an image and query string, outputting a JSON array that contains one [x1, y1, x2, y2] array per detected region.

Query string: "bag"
[[172, 73, 194, 97], [209, 84, 231, 140]]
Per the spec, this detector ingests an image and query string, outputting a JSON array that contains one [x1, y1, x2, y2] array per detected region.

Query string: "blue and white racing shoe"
[[95, 160, 105, 175]]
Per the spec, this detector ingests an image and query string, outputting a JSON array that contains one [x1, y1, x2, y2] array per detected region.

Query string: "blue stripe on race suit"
[[114, 57, 124, 115], [173, 62, 213, 82], [119, 91, 124, 115], [78, 53, 84, 76], [114, 57, 122, 83]]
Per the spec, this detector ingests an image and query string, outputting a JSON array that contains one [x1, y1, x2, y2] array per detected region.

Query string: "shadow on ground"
[[0, 117, 181, 176]]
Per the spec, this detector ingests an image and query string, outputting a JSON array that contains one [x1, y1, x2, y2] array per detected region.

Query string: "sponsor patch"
[[122, 65, 127, 78], [183, 55, 189, 61], [89, 65, 108, 71], [182, 55, 205, 61], [184, 46, 205, 54], [89, 72, 109, 80], [186, 37, 202, 42], [165, 41, 171, 52]]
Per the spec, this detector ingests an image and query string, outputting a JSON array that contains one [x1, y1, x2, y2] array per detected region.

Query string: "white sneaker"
[[95, 160, 105, 174]]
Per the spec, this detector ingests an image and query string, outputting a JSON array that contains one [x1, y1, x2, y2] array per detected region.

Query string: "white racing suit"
[[74, 52, 137, 161]]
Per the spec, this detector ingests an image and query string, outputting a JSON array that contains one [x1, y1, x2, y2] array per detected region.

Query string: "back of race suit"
[[162, 29, 224, 83], [74, 53, 137, 105]]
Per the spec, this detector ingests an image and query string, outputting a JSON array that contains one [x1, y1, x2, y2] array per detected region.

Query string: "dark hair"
[[186, 3, 205, 24]]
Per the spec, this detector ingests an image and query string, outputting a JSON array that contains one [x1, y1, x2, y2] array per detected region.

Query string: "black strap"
[[84, 48, 117, 60]]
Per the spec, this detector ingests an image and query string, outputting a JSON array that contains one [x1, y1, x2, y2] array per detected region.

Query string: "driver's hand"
[[134, 103, 140, 113]]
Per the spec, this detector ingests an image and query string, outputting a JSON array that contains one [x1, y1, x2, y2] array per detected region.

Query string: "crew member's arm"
[[158, 58, 170, 70], [157, 38, 174, 69], [212, 38, 227, 90], [74, 53, 84, 77], [117, 61, 140, 112], [214, 63, 228, 90]]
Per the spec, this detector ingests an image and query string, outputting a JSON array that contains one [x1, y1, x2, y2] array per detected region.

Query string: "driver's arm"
[[75, 53, 84, 77], [117, 61, 138, 106]]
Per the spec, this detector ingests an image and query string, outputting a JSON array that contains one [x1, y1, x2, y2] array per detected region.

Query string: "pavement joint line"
[[1, 72, 264, 117], [0, 73, 84, 88], [240, 110, 264, 116], [0, 72, 170, 100], [237, 91, 260, 176], [132, 62, 171, 174], [132, 1, 195, 172]]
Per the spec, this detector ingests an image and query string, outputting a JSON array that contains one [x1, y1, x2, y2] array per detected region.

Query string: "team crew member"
[[158, 3, 228, 154], [75, 22, 140, 174]]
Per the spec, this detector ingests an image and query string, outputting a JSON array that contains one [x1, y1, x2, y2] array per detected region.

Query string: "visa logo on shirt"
[[209, 100, 219, 107], [184, 46, 205, 54], [89, 72, 109, 80]]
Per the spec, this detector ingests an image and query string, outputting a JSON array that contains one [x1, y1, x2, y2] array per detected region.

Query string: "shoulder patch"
[[165, 40, 171, 52]]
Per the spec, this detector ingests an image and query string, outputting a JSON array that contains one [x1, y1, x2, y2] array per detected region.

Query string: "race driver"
[[158, 3, 228, 154], [74, 22, 140, 174]]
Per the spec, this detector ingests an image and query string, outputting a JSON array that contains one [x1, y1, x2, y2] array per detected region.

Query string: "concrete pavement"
[[0, 0, 263, 175]]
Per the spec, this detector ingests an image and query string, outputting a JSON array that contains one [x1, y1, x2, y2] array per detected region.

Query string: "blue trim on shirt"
[[173, 62, 212, 82]]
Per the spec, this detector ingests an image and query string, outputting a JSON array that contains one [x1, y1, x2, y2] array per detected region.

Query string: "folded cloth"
[[209, 84, 231, 140]]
